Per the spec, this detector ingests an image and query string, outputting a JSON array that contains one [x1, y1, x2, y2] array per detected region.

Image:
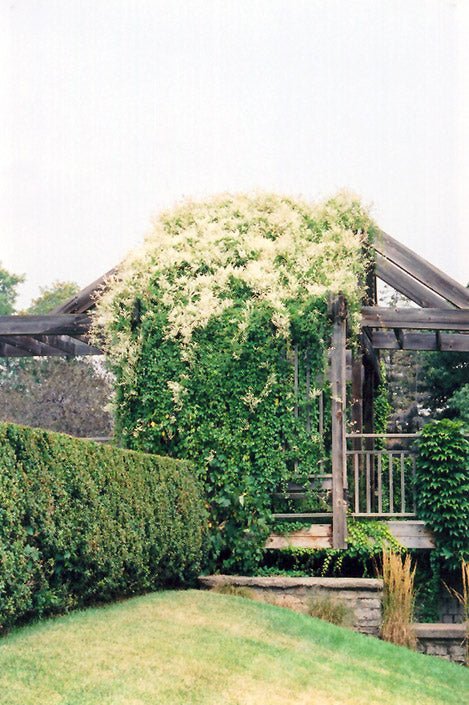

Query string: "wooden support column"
[[330, 296, 348, 549]]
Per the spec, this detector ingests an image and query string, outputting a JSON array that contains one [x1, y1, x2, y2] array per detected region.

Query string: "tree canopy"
[[0, 263, 24, 315], [0, 275, 113, 437]]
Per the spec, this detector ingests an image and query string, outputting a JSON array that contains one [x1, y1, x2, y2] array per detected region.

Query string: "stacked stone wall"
[[414, 624, 467, 665], [199, 575, 383, 635]]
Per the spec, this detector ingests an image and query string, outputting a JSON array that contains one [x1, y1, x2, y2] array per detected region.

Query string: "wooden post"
[[330, 296, 347, 549]]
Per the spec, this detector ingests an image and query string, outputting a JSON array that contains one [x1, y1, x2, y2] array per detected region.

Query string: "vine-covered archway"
[[92, 192, 374, 571]]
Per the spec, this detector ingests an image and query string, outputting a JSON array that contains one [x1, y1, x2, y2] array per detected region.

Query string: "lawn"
[[0, 590, 466, 705]]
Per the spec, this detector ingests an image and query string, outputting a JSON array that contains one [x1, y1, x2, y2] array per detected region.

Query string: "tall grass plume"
[[380, 551, 417, 649]]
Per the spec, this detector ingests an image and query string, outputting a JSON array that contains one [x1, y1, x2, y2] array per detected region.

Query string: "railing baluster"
[[318, 389, 324, 473], [366, 452, 371, 513], [345, 442, 417, 518], [388, 452, 394, 514], [354, 452, 360, 513], [294, 346, 298, 419], [377, 452, 382, 514], [400, 452, 406, 514], [293, 346, 298, 473]]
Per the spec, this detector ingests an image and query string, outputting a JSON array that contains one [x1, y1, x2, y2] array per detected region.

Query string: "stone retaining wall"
[[414, 623, 467, 665], [199, 575, 467, 664], [199, 575, 383, 635]]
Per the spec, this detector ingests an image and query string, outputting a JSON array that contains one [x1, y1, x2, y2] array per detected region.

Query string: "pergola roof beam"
[[371, 331, 469, 352], [53, 269, 115, 314], [375, 231, 469, 308], [36, 335, 103, 356], [361, 307, 469, 331], [375, 253, 455, 309], [0, 335, 65, 357], [0, 341, 30, 357], [0, 314, 92, 337]]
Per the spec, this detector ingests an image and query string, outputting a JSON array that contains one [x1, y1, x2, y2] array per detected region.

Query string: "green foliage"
[[448, 384, 469, 429], [422, 351, 469, 413], [0, 422, 206, 632], [320, 519, 403, 577], [0, 263, 24, 315], [416, 420, 469, 569], [94, 192, 375, 572], [27, 281, 79, 315], [374, 361, 392, 444], [413, 552, 442, 623]]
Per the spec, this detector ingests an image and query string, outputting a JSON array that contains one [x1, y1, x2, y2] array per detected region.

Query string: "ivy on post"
[[330, 295, 348, 549]]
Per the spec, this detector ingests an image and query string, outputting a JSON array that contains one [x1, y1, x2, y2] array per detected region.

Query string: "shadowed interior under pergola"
[[1, 231, 468, 550]]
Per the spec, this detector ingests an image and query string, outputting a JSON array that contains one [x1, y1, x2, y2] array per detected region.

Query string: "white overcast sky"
[[1, 0, 469, 308]]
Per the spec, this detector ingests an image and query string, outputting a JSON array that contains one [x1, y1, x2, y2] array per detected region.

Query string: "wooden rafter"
[[35, 335, 103, 356], [53, 269, 115, 314], [371, 331, 469, 352], [375, 231, 469, 309], [0, 341, 29, 357], [375, 253, 454, 309], [0, 335, 65, 357]]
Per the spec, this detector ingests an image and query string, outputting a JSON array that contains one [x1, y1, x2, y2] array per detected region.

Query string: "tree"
[[421, 351, 469, 414], [379, 284, 469, 430], [448, 384, 469, 429], [0, 279, 113, 437], [27, 281, 79, 314], [0, 357, 113, 436], [378, 285, 428, 431], [0, 263, 24, 315]]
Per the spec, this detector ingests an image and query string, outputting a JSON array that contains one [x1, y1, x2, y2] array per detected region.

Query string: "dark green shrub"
[[416, 420, 469, 569], [0, 422, 206, 631]]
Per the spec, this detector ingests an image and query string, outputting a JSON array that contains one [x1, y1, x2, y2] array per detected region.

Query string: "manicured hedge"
[[0, 422, 206, 631]]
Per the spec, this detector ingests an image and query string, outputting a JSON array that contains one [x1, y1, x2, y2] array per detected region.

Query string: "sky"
[[1, 0, 468, 308]]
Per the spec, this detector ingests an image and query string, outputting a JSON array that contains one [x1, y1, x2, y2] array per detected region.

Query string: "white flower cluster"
[[93, 191, 374, 365]]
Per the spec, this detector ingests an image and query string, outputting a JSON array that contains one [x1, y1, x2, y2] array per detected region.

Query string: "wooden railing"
[[346, 434, 418, 518]]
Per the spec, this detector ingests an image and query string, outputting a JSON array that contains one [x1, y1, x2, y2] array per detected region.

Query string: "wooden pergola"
[[1, 233, 468, 549], [0, 270, 113, 358]]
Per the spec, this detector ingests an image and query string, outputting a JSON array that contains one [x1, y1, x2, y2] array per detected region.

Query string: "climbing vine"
[[374, 361, 392, 447], [93, 192, 376, 572], [415, 419, 469, 570]]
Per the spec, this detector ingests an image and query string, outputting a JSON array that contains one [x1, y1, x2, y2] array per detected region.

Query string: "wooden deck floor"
[[266, 520, 434, 550]]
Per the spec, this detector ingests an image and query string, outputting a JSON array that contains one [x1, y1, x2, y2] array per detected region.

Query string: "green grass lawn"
[[0, 590, 467, 705]]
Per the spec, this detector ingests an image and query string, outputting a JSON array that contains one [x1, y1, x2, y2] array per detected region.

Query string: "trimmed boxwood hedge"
[[0, 422, 206, 631]]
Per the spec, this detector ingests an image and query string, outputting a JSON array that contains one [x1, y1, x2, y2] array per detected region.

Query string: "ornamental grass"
[[380, 550, 417, 649]]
